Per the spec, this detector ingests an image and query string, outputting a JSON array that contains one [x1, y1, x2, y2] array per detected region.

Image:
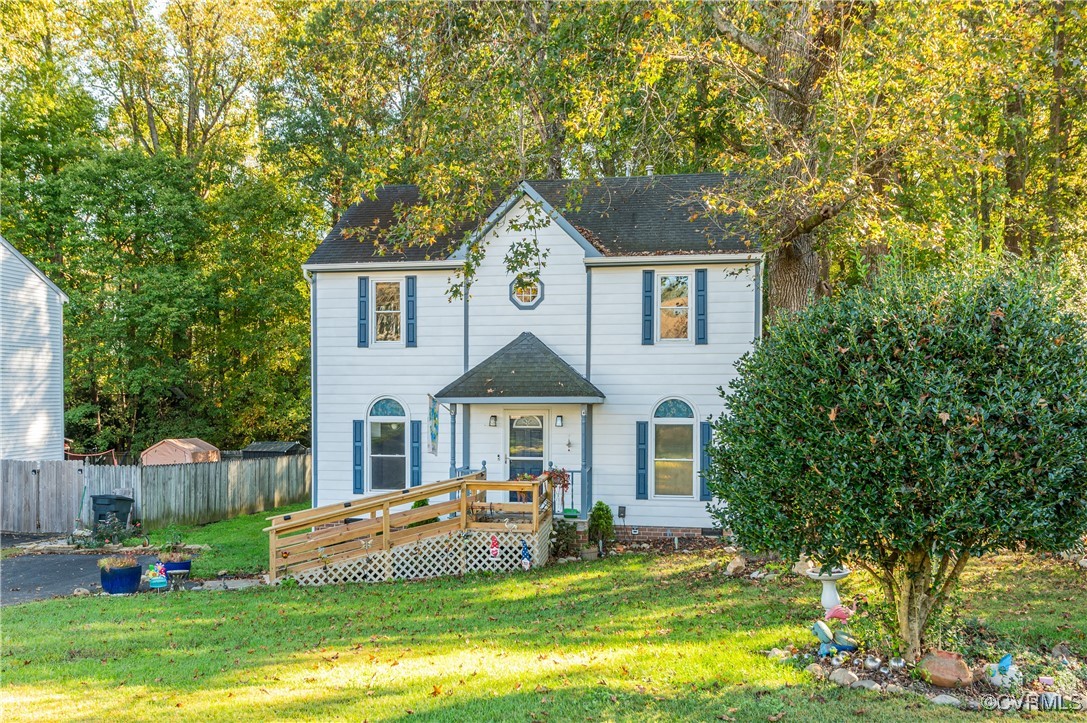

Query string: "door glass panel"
[[509, 414, 544, 500]]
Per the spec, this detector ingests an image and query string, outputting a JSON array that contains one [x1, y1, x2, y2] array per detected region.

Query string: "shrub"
[[587, 502, 614, 546], [550, 518, 579, 558], [406, 499, 439, 528], [708, 264, 1087, 660]]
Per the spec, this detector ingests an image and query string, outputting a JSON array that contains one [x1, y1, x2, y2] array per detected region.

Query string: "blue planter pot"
[[100, 565, 141, 595], [160, 560, 192, 575]]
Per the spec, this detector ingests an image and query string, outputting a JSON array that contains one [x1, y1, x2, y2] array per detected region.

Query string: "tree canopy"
[[3, 0, 1087, 452]]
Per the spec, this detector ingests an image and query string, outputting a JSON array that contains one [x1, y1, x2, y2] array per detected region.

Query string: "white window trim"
[[655, 270, 693, 343], [650, 397, 697, 499], [371, 277, 405, 347], [367, 397, 408, 492]]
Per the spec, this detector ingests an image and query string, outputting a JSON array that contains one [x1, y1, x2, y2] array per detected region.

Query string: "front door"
[[508, 413, 545, 501]]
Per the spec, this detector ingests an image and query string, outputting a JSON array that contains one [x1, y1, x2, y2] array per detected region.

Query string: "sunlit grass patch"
[[3, 551, 1083, 721]]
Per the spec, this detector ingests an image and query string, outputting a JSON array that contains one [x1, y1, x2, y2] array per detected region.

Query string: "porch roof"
[[435, 332, 605, 404]]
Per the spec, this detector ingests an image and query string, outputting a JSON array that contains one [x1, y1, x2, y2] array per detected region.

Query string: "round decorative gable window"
[[509, 279, 544, 309]]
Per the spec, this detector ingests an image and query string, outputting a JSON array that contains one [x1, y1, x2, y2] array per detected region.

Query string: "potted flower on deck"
[[543, 467, 576, 518], [99, 555, 141, 594]]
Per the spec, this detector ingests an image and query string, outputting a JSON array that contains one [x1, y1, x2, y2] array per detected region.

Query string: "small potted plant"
[[99, 554, 141, 594], [579, 542, 600, 561], [157, 550, 192, 574]]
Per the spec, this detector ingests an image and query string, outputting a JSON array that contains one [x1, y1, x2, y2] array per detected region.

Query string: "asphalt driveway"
[[1, 553, 157, 606]]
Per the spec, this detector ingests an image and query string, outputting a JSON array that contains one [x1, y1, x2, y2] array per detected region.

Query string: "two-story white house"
[[306, 173, 761, 537]]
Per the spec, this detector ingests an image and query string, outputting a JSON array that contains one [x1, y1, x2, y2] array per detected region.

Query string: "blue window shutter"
[[642, 270, 654, 345], [357, 277, 369, 348], [405, 275, 417, 347], [353, 420, 364, 494], [700, 421, 712, 501], [410, 420, 422, 487], [695, 268, 708, 345], [636, 421, 649, 499]]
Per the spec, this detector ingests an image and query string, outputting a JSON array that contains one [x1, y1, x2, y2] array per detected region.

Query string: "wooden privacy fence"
[[266, 470, 554, 585], [0, 454, 310, 533]]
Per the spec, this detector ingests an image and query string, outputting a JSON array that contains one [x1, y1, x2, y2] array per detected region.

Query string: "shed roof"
[[146, 438, 220, 454], [435, 332, 605, 403], [243, 441, 304, 454], [306, 173, 756, 266]]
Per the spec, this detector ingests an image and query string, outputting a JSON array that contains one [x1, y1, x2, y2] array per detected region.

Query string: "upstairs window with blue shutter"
[[649, 271, 701, 343]]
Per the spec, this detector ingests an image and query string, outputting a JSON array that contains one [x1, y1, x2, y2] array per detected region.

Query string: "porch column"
[[581, 404, 592, 518], [449, 403, 457, 478]]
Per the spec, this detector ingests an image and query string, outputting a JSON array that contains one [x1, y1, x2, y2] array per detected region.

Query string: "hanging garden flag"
[[520, 540, 531, 570], [490, 534, 499, 558], [427, 395, 440, 456]]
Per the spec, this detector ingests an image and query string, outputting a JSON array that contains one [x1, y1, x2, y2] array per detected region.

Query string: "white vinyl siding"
[[0, 237, 67, 460]]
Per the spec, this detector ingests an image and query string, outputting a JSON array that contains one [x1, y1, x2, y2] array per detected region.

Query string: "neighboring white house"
[[306, 174, 762, 536], [0, 235, 68, 460]]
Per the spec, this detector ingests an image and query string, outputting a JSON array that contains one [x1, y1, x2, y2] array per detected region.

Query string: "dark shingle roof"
[[307, 185, 481, 265], [306, 173, 756, 265], [436, 332, 605, 402], [530, 173, 754, 255]]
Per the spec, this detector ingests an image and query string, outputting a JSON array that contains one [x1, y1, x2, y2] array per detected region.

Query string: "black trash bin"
[[91, 494, 135, 527]]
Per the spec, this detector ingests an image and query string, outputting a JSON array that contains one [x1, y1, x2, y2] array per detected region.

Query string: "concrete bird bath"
[[806, 567, 851, 611]]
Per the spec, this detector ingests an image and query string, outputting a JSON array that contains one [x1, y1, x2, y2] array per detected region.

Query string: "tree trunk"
[[894, 550, 931, 662], [767, 233, 822, 316], [1003, 89, 1027, 256], [1045, 0, 1066, 257]]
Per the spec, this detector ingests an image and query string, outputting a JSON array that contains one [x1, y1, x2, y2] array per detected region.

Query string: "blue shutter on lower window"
[[410, 420, 422, 486], [700, 421, 712, 501], [353, 420, 364, 494], [636, 421, 649, 499], [357, 277, 369, 348], [695, 268, 708, 345], [642, 270, 654, 345], [405, 275, 417, 347]]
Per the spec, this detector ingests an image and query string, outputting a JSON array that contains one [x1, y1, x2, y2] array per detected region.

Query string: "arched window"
[[369, 398, 407, 491], [652, 398, 695, 497]]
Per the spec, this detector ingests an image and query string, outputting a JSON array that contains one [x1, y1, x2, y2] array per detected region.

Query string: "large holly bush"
[[707, 264, 1087, 659]]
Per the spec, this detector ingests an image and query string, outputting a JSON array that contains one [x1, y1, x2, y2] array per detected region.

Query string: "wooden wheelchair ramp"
[[265, 471, 553, 585]]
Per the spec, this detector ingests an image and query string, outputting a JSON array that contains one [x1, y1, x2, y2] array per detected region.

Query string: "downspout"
[[305, 268, 318, 508]]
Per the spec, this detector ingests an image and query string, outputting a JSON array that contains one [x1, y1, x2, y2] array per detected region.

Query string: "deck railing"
[[265, 470, 553, 582]]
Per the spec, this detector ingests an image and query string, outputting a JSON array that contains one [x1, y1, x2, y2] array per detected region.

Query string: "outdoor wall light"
[[488, 415, 498, 427], [555, 415, 564, 427]]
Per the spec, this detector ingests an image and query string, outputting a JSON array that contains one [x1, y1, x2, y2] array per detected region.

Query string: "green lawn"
[[3, 545, 1084, 722], [146, 502, 308, 578]]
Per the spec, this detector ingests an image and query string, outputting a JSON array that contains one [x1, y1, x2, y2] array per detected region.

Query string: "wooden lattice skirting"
[[287, 518, 553, 586]]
